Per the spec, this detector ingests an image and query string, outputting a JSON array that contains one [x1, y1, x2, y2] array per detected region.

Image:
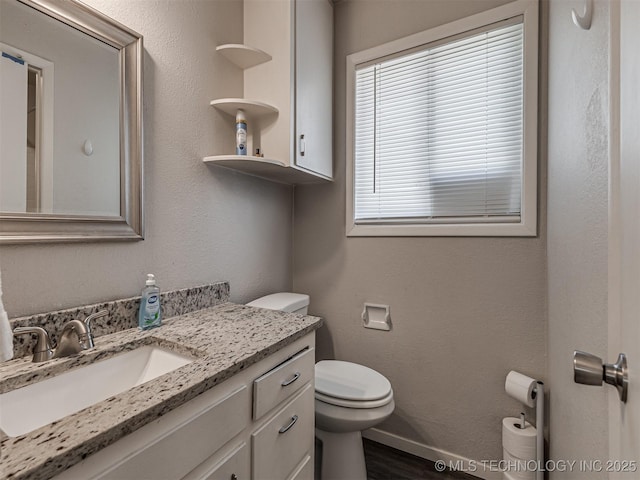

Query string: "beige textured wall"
[[293, 0, 547, 462], [546, 0, 610, 476], [0, 0, 293, 318]]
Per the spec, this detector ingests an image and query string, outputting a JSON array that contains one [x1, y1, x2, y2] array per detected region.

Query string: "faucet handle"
[[82, 310, 108, 348], [13, 326, 54, 362], [83, 310, 108, 330]]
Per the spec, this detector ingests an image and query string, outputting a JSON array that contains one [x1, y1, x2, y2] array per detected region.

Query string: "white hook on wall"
[[83, 139, 93, 156], [572, 0, 593, 30]]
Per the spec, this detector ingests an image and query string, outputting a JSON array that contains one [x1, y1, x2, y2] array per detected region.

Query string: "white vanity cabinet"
[[250, 346, 315, 479], [204, 0, 333, 185], [55, 333, 315, 480], [252, 386, 314, 479]]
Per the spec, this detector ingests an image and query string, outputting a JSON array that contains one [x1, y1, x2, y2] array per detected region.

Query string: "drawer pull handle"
[[281, 372, 301, 387], [231, 475, 238, 480], [279, 415, 298, 434]]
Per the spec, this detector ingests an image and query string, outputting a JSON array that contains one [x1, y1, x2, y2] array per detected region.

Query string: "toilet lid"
[[315, 360, 392, 402]]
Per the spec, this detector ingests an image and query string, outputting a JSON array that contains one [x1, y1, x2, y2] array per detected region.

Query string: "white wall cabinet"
[[204, 0, 333, 185], [293, 0, 333, 179], [55, 333, 315, 480]]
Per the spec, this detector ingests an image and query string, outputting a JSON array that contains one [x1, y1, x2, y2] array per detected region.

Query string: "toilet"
[[247, 292, 395, 480]]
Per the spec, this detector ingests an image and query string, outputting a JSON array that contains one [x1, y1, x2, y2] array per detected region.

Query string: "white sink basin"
[[0, 345, 193, 437]]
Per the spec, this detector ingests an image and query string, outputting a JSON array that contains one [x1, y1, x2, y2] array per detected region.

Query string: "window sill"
[[346, 222, 537, 237]]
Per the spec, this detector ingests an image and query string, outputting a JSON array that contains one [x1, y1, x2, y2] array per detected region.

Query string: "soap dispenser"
[[138, 274, 161, 330]]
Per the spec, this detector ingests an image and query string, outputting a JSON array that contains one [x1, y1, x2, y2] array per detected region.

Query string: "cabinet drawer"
[[252, 384, 314, 480], [253, 347, 314, 419], [287, 454, 312, 480], [183, 442, 250, 480], [98, 385, 249, 479]]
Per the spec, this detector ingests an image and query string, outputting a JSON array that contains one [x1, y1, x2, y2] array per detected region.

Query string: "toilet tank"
[[246, 293, 310, 314]]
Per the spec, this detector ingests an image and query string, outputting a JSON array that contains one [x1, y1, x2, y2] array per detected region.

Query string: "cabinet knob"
[[231, 474, 238, 480]]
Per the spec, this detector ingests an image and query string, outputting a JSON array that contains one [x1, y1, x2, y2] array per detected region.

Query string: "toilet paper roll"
[[503, 417, 537, 461], [502, 450, 536, 480], [505, 371, 537, 407]]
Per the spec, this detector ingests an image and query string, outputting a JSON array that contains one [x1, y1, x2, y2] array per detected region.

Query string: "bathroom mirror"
[[0, 0, 143, 243]]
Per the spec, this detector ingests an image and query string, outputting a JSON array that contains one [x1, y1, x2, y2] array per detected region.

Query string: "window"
[[346, 0, 538, 236]]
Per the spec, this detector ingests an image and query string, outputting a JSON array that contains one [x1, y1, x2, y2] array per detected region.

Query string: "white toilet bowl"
[[314, 360, 394, 480], [246, 294, 395, 480], [315, 392, 395, 433]]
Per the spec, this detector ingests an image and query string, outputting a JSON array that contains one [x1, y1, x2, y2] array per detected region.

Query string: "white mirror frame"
[[0, 0, 143, 243]]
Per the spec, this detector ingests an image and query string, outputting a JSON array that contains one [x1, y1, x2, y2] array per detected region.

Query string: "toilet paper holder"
[[504, 372, 545, 480], [573, 350, 628, 403]]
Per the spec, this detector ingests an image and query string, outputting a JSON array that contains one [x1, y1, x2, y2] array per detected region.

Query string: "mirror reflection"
[[0, 0, 121, 217]]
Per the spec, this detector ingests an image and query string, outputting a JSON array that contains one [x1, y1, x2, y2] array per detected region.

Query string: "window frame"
[[345, 0, 539, 237]]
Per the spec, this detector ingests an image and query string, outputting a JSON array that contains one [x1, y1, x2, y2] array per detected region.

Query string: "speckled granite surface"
[[9, 282, 230, 359], [0, 302, 322, 480]]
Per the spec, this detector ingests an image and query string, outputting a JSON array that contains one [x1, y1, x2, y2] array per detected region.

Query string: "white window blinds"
[[354, 20, 524, 223]]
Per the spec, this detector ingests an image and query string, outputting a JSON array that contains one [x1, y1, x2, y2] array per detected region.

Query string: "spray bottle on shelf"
[[138, 274, 161, 330], [236, 109, 247, 155]]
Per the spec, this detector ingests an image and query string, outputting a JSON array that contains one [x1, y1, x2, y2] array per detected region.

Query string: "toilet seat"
[[315, 389, 394, 409], [315, 360, 393, 409]]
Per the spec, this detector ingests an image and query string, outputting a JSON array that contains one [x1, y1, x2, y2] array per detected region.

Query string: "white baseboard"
[[362, 428, 502, 480]]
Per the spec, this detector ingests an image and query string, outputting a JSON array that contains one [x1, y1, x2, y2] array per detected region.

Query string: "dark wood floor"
[[315, 437, 480, 480], [363, 439, 480, 480]]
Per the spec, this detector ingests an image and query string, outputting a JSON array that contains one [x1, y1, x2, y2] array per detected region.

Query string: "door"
[[608, 0, 640, 474], [0, 47, 28, 212]]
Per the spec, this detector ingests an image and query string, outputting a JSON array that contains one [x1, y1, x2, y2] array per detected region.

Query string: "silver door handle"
[[573, 350, 628, 403], [278, 415, 298, 434], [299, 134, 305, 156], [281, 372, 300, 387]]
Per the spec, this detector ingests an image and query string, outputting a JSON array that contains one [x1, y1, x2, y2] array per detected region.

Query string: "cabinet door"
[[287, 454, 313, 480], [56, 385, 249, 480], [183, 442, 250, 480], [294, 0, 333, 179], [252, 385, 314, 480]]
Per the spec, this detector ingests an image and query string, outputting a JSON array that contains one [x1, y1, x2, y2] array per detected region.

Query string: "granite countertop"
[[0, 303, 322, 480]]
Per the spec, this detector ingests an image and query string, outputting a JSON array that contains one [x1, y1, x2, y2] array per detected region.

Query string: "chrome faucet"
[[13, 310, 108, 362], [54, 319, 92, 358], [12, 326, 54, 362]]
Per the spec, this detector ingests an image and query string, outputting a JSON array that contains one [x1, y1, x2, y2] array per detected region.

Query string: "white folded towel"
[[0, 268, 14, 362]]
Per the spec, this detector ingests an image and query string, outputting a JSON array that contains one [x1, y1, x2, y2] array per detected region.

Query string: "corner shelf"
[[203, 155, 331, 185], [209, 98, 278, 119], [204, 155, 285, 168], [216, 44, 272, 69]]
